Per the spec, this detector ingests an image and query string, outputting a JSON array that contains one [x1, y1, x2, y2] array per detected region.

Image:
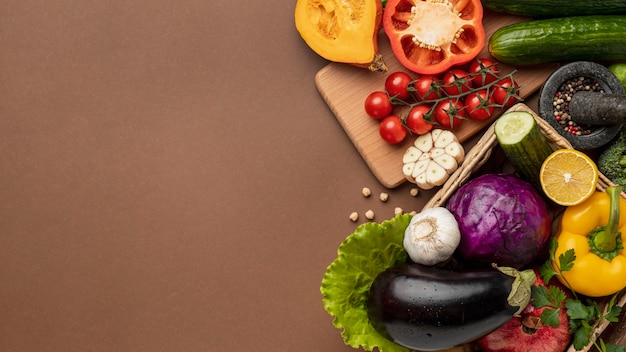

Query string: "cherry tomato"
[[385, 71, 413, 101], [414, 75, 441, 101], [442, 69, 473, 96], [405, 105, 434, 135], [492, 77, 520, 107], [364, 91, 393, 120], [465, 90, 495, 120], [468, 58, 500, 87], [434, 99, 465, 129], [379, 115, 407, 144]]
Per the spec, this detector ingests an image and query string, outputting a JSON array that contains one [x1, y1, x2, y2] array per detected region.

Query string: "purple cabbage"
[[446, 173, 551, 268]]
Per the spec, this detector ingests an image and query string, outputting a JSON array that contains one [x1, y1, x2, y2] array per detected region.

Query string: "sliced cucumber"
[[494, 111, 554, 191]]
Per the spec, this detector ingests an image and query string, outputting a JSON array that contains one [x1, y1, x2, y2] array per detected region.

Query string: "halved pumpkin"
[[295, 0, 388, 72]]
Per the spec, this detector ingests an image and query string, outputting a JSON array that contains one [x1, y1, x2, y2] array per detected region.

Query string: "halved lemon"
[[539, 149, 599, 206]]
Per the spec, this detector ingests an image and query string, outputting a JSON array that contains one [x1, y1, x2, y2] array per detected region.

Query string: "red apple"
[[477, 272, 572, 352]]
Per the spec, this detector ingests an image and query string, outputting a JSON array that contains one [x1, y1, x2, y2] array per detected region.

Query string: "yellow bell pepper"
[[553, 186, 626, 297]]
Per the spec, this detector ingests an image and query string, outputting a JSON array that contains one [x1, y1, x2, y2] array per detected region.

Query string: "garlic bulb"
[[402, 129, 465, 190], [403, 207, 461, 266]]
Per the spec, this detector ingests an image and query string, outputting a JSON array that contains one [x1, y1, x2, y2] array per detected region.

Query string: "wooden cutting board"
[[315, 11, 558, 188]]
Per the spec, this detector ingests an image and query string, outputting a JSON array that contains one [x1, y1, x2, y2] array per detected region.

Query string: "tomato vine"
[[364, 58, 523, 144]]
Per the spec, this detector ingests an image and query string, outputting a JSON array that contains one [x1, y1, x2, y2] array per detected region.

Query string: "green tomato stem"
[[391, 70, 521, 125]]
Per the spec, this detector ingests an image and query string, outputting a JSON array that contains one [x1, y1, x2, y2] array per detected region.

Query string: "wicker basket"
[[422, 103, 626, 352]]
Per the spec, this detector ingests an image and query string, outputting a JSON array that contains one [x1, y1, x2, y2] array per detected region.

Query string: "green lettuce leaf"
[[320, 214, 412, 352]]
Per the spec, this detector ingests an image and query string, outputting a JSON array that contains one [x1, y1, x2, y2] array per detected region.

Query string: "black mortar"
[[538, 61, 626, 150], [569, 91, 626, 125]]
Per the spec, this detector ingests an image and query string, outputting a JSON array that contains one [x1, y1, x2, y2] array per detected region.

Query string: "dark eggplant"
[[367, 263, 535, 351]]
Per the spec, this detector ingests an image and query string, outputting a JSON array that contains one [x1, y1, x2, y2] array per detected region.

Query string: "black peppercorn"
[[551, 76, 604, 136]]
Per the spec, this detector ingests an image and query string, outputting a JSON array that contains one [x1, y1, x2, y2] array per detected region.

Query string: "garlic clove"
[[431, 129, 442, 141], [412, 159, 431, 179], [434, 130, 457, 148], [430, 147, 446, 158], [403, 162, 416, 181], [403, 146, 423, 163], [415, 171, 434, 190], [445, 142, 465, 162], [414, 133, 434, 153], [426, 161, 448, 186], [433, 154, 458, 174]]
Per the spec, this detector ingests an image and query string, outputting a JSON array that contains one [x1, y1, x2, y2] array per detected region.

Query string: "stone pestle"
[[569, 91, 626, 125]]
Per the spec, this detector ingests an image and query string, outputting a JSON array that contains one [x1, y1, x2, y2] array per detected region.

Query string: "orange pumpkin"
[[294, 0, 388, 72]]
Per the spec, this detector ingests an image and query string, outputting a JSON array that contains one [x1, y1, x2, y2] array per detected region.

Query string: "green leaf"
[[568, 318, 582, 334], [565, 299, 593, 321], [605, 305, 623, 323], [572, 320, 593, 350], [539, 260, 558, 284], [533, 283, 567, 328], [320, 214, 412, 352], [558, 248, 576, 272], [599, 339, 608, 352], [531, 285, 553, 308], [548, 286, 567, 307], [605, 342, 626, 352], [540, 307, 562, 327], [609, 293, 619, 308], [532, 285, 566, 309], [603, 293, 623, 323], [585, 298, 603, 318], [546, 236, 559, 261]]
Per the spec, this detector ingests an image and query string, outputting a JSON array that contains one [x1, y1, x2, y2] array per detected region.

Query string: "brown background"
[[1, 1, 624, 351]]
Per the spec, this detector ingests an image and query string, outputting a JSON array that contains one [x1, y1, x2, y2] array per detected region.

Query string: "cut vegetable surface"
[[539, 149, 599, 206], [295, 0, 388, 71], [382, 0, 485, 75], [402, 129, 465, 190], [494, 111, 554, 191]]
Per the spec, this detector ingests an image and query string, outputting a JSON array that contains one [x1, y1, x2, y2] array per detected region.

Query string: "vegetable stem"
[[391, 69, 521, 124], [589, 186, 623, 261]]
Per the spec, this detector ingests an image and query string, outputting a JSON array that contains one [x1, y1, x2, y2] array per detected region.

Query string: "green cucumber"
[[489, 16, 626, 65], [494, 111, 554, 191], [482, 0, 626, 17]]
